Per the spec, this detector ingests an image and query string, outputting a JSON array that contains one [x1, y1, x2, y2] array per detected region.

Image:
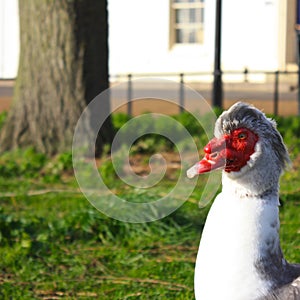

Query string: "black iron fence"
[[110, 69, 299, 116]]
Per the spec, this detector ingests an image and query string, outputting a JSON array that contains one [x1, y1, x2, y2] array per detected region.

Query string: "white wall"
[[222, 0, 279, 71], [108, 0, 212, 75], [0, 0, 283, 80], [108, 0, 170, 74], [0, 0, 19, 79], [109, 0, 282, 80]]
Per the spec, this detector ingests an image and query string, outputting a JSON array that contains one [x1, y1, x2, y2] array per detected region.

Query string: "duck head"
[[187, 102, 290, 179]]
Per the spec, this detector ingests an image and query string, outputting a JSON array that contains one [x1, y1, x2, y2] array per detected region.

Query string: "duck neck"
[[221, 150, 281, 205]]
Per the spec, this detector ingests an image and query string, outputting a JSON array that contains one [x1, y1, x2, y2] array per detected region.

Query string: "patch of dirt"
[[128, 152, 182, 179], [97, 151, 200, 181]]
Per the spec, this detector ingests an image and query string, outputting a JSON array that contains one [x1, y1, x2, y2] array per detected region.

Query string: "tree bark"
[[0, 0, 113, 155]]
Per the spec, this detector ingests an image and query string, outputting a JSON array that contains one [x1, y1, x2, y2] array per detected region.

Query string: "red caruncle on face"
[[187, 127, 259, 177], [223, 128, 259, 172]]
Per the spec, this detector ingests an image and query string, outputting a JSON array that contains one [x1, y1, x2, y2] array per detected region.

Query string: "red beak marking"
[[187, 136, 227, 178]]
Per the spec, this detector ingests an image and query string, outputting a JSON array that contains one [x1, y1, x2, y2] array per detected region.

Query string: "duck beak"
[[187, 137, 227, 178]]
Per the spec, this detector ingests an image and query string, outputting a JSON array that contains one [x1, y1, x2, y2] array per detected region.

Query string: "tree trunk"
[[0, 0, 113, 155]]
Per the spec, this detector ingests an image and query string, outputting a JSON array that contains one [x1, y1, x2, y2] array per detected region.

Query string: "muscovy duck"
[[187, 102, 300, 300]]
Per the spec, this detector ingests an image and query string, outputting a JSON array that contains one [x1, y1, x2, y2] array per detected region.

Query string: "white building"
[[0, 0, 19, 79], [108, 0, 298, 82], [0, 0, 297, 81]]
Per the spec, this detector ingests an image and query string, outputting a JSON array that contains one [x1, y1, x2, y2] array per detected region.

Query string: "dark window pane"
[[189, 9, 196, 23], [200, 8, 204, 22], [176, 29, 183, 43], [189, 29, 196, 43], [177, 9, 203, 24], [176, 9, 189, 23]]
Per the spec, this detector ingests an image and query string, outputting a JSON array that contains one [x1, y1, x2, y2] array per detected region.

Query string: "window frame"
[[170, 0, 205, 47]]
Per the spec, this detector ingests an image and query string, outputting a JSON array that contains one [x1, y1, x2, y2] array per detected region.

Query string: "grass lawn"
[[0, 149, 299, 299]]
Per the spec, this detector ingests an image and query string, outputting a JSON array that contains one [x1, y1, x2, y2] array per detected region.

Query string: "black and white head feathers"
[[214, 102, 290, 172]]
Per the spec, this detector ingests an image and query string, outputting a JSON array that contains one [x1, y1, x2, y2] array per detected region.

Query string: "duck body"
[[188, 102, 300, 300], [195, 185, 281, 299]]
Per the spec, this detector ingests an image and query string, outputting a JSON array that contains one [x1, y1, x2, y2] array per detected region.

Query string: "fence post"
[[127, 74, 132, 116], [274, 71, 279, 116], [212, 0, 223, 108], [179, 73, 184, 113], [243, 67, 248, 83]]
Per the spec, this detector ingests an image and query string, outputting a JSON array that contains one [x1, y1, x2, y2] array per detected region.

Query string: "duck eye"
[[238, 132, 247, 139]]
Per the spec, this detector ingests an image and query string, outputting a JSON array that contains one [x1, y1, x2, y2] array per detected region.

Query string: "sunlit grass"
[[0, 156, 298, 299], [0, 109, 299, 298]]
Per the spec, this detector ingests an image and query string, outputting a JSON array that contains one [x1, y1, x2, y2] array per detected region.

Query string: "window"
[[170, 0, 205, 45]]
